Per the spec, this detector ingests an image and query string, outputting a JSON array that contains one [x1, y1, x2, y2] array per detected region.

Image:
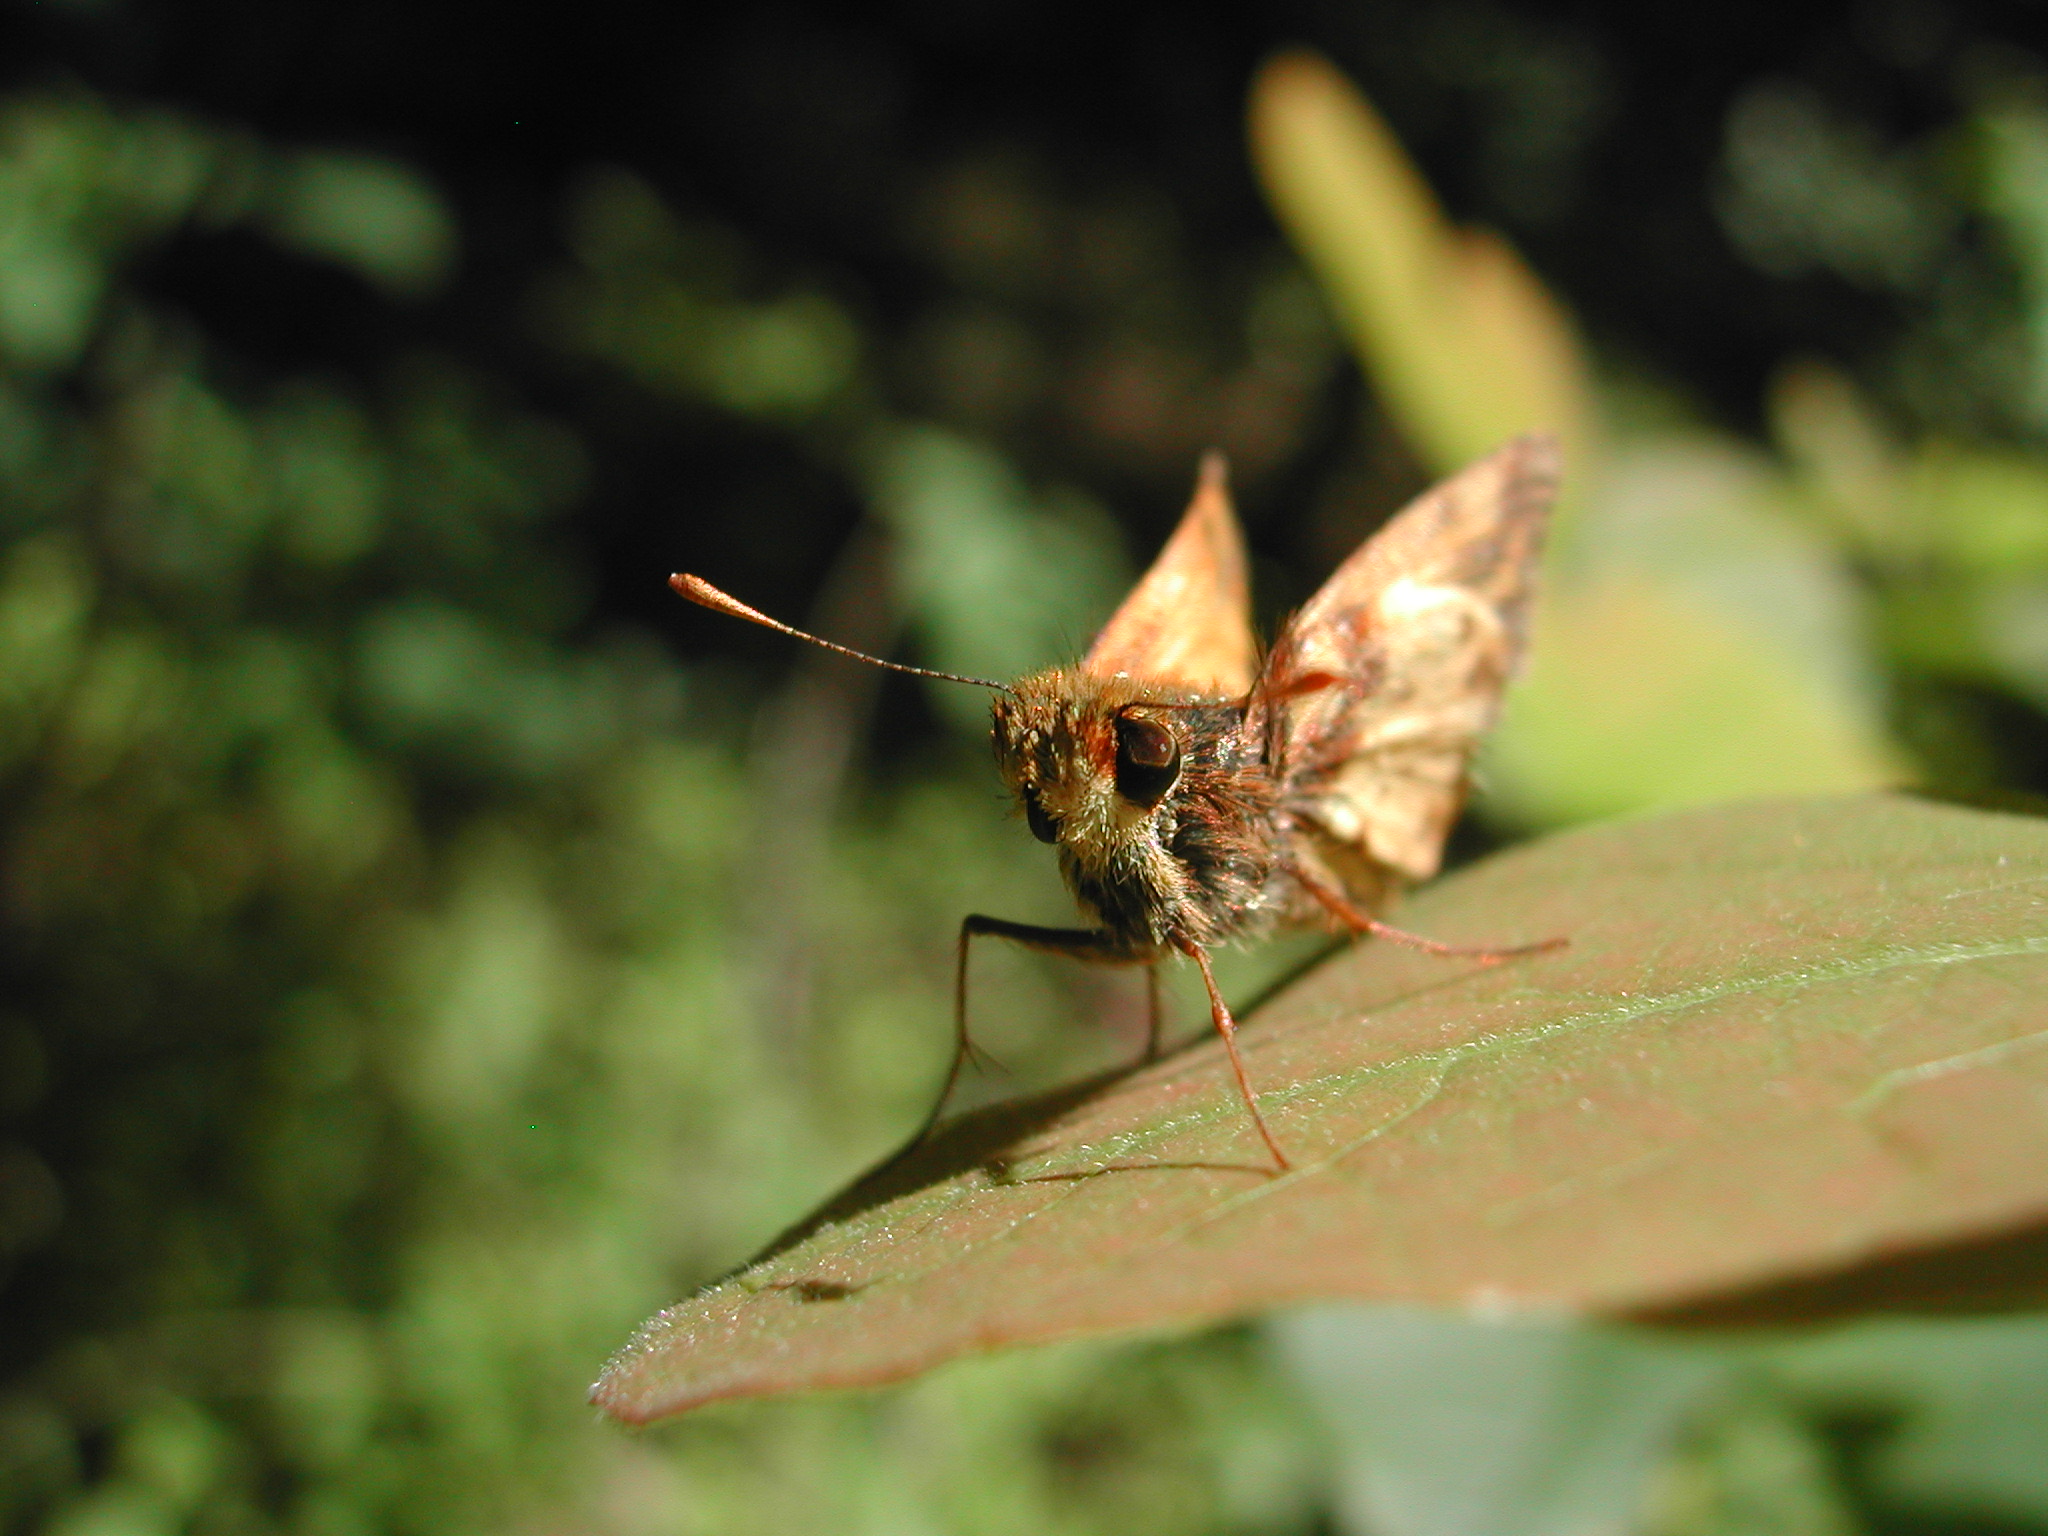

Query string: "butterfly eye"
[[1021, 785, 1060, 844], [1114, 712, 1181, 808]]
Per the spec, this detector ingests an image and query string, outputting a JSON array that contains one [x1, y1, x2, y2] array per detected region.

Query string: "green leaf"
[[1273, 1309, 1732, 1536], [1767, 1315, 2048, 1524], [263, 150, 456, 298], [1484, 436, 1912, 828], [594, 795, 2048, 1422], [1247, 50, 1595, 480]]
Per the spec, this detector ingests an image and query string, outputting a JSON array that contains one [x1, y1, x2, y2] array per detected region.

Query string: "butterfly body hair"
[[991, 675, 1279, 954]]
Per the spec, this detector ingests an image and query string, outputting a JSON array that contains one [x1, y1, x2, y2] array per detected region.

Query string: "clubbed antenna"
[[670, 574, 1014, 694]]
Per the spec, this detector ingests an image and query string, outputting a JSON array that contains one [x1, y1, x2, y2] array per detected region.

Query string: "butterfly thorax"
[[990, 670, 1280, 955]]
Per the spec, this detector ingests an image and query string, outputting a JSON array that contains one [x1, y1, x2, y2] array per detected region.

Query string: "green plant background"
[[3, 11, 2048, 1536]]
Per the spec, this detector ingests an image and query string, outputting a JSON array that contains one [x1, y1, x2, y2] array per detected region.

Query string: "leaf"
[[1247, 50, 1595, 480], [264, 151, 456, 298], [595, 795, 2048, 1422], [1766, 1315, 2048, 1524], [1272, 1309, 1732, 1536], [1484, 435, 1913, 828]]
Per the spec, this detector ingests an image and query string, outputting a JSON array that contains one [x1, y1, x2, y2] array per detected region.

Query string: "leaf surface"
[[597, 795, 2048, 1422]]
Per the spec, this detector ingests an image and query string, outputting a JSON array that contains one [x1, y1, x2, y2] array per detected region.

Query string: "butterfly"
[[674, 433, 1562, 1170]]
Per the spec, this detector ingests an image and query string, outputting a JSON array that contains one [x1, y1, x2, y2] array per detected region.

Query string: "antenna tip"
[[669, 573, 766, 625], [1196, 448, 1230, 491]]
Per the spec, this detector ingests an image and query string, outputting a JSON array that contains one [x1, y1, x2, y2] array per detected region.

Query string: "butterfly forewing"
[[1264, 434, 1559, 888], [1081, 451, 1258, 696]]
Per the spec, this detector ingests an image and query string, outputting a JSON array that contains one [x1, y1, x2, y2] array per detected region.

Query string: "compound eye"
[[1022, 785, 1060, 844], [1114, 712, 1181, 808]]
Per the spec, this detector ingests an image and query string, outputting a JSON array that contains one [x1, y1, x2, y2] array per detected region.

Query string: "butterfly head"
[[993, 668, 1184, 830], [993, 670, 1234, 950]]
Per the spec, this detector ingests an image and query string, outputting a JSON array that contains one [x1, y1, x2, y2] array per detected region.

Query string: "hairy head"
[[990, 670, 1276, 951]]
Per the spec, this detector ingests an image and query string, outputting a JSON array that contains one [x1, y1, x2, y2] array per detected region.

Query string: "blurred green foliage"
[[3, 29, 2048, 1536], [0, 89, 1330, 1536]]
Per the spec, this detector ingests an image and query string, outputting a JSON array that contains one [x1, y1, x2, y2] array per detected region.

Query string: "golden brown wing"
[[1082, 451, 1257, 696], [1263, 434, 1559, 890]]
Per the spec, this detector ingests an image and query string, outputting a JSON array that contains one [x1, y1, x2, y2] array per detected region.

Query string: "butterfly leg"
[[1143, 962, 1164, 1062], [917, 916, 1137, 1143], [1176, 938, 1291, 1172], [1289, 862, 1566, 964]]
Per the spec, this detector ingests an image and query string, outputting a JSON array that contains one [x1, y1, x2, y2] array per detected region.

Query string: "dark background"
[[16, 0, 2041, 645]]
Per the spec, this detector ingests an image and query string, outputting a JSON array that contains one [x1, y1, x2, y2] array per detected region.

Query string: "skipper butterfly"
[[675, 435, 1562, 1170]]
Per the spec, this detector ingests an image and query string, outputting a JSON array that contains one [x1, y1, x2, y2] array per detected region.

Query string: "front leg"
[[917, 916, 1145, 1143], [940, 919, 1292, 1176], [1177, 938, 1291, 1172]]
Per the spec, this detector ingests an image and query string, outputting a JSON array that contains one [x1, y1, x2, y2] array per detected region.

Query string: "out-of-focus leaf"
[[1248, 50, 1594, 479], [1776, 360, 2048, 577], [1772, 358, 2048, 711], [264, 151, 455, 297], [1978, 579, 2048, 709], [1274, 1309, 1727, 1536], [1766, 1315, 2048, 1526], [594, 795, 2048, 1422], [1489, 580, 1897, 828], [0, 97, 218, 371], [1486, 438, 1911, 827], [1638, 1375, 1863, 1536], [1909, 445, 2048, 575], [1979, 102, 2048, 428], [1716, 82, 1952, 296], [1771, 359, 1918, 558], [0, 535, 91, 762], [539, 171, 859, 419], [866, 426, 1127, 726]]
